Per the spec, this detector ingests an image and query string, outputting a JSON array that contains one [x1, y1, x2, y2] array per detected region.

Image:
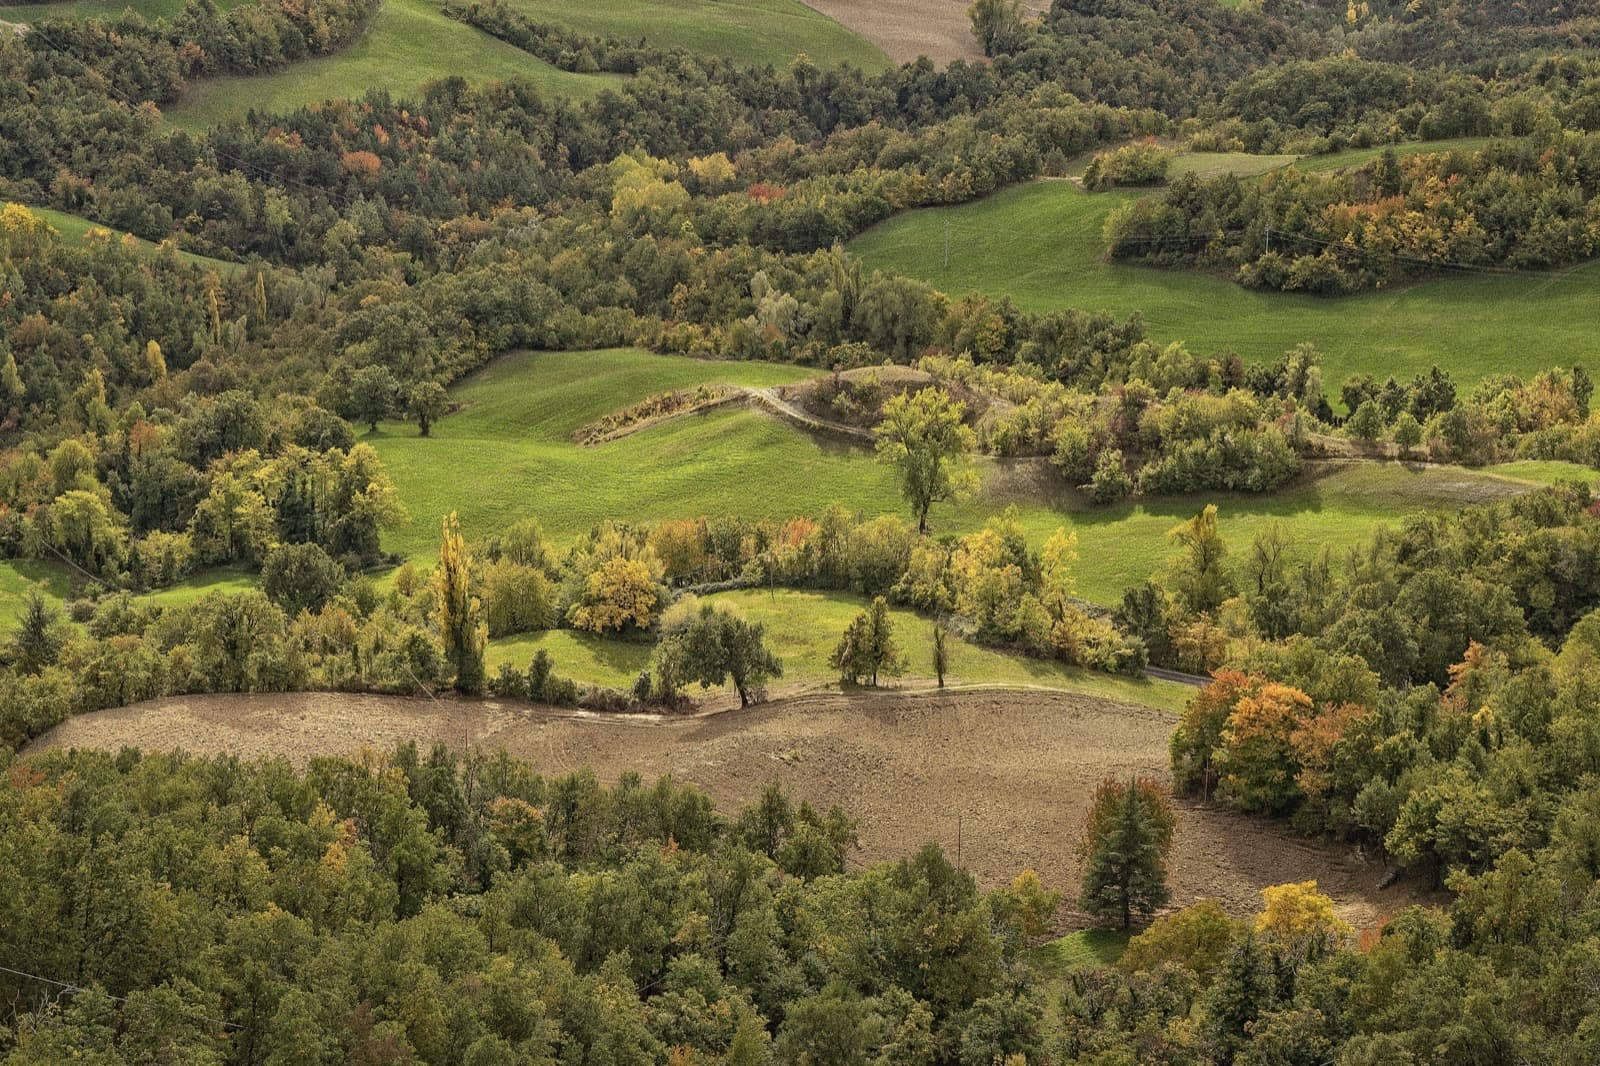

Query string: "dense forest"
[[2, 0, 1600, 1060]]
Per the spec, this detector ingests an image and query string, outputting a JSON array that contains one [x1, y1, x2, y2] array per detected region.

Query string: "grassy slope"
[[1, 0, 248, 21], [21, 204, 245, 273], [369, 348, 1574, 606], [488, 587, 1189, 710], [1168, 152, 1298, 179], [162, 0, 617, 129], [500, 0, 888, 69], [849, 171, 1600, 394]]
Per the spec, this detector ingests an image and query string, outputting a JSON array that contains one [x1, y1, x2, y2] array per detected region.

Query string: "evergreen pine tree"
[[1202, 931, 1275, 1063], [1078, 775, 1176, 929], [12, 589, 63, 675]]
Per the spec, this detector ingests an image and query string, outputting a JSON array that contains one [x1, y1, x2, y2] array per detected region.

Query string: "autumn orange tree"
[[1217, 681, 1314, 814], [1170, 670, 1256, 800]]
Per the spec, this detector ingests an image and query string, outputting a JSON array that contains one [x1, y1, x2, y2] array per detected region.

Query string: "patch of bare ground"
[[28, 687, 1421, 931], [798, 0, 980, 65], [799, 0, 1051, 66]]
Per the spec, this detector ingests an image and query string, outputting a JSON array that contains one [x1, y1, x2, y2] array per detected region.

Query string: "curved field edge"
[[498, 0, 888, 70], [159, 0, 618, 130], [366, 349, 1596, 603], [848, 175, 1600, 391], [23, 686, 1418, 929]]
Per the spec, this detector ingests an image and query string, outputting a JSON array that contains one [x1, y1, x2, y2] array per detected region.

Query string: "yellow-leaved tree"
[[435, 512, 486, 694], [1255, 880, 1351, 950]]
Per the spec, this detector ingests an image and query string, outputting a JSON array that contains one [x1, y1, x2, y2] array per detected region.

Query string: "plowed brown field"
[[28, 687, 1418, 930]]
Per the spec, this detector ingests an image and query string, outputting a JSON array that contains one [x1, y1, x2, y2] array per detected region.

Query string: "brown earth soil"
[[799, 0, 1044, 65], [28, 687, 1419, 930]]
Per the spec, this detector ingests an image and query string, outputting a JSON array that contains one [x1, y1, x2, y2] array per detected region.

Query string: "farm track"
[[28, 686, 1419, 930]]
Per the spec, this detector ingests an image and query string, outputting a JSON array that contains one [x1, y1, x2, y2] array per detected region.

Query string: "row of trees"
[[1106, 135, 1600, 293]]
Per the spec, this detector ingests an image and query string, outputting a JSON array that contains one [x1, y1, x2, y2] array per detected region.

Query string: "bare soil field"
[[800, 0, 982, 64], [29, 687, 1417, 930], [799, 0, 1050, 65]]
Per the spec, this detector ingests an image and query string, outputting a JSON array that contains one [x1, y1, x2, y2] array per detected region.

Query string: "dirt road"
[[28, 687, 1416, 929]]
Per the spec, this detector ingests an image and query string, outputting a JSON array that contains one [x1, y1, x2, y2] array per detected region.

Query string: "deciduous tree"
[[832, 597, 906, 686], [875, 387, 976, 535], [435, 512, 486, 694]]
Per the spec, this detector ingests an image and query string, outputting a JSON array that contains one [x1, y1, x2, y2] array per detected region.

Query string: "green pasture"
[[486, 586, 1189, 710], [499, 0, 887, 69], [1028, 928, 1131, 977], [161, 0, 617, 129], [369, 348, 1567, 607], [0, 0, 247, 21], [849, 173, 1600, 396]]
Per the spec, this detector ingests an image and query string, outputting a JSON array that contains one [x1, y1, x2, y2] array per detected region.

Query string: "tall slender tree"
[[435, 512, 486, 695]]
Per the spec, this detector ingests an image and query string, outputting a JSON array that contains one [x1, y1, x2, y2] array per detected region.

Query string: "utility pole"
[[943, 218, 951, 270]]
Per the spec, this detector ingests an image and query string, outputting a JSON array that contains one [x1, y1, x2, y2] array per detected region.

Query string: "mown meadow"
[[7, 0, 885, 130], [850, 159, 1600, 394], [368, 347, 1588, 605]]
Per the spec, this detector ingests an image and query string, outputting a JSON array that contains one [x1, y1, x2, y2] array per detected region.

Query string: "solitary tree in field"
[[435, 512, 486, 694], [409, 380, 448, 437], [832, 597, 906, 686], [1078, 775, 1176, 930], [932, 623, 950, 688], [655, 603, 783, 707], [1166, 504, 1234, 615], [875, 387, 976, 535]]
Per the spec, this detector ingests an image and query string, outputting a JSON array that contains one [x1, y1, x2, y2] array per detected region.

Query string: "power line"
[[0, 963, 245, 1032]]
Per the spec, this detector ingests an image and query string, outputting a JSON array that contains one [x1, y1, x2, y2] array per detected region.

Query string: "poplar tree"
[[435, 512, 486, 694]]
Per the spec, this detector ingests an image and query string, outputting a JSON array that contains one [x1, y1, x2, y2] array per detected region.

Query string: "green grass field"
[[0, 0, 248, 21], [1168, 151, 1298, 180], [488, 587, 1189, 710], [18, 204, 246, 273], [849, 176, 1600, 395], [370, 348, 1577, 607], [1028, 928, 1130, 977], [160, 0, 618, 129], [499, 0, 887, 69]]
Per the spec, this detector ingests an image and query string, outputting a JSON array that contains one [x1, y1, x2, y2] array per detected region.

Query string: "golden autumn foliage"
[[434, 511, 486, 694], [569, 556, 660, 633], [1255, 880, 1351, 947]]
